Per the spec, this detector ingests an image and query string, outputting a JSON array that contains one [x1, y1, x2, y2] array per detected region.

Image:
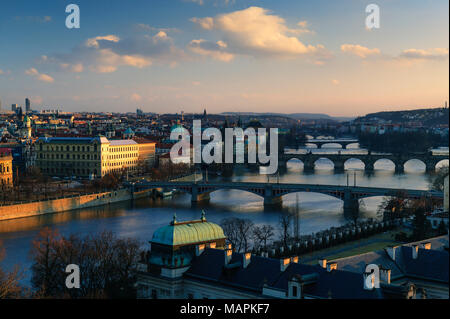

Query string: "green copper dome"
[[151, 213, 225, 247]]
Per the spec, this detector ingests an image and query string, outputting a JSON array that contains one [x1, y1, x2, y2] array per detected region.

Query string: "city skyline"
[[0, 0, 449, 116]]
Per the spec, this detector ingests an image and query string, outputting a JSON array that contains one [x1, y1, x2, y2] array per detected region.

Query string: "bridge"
[[280, 152, 448, 173], [128, 181, 444, 214], [305, 139, 359, 149]]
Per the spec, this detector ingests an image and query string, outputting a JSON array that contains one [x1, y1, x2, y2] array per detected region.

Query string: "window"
[[292, 286, 298, 297]]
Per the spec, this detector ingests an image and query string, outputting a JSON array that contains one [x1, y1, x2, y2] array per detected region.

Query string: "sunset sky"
[[0, 0, 448, 116]]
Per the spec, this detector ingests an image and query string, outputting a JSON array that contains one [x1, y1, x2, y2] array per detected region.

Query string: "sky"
[[0, 0, 448, 116]]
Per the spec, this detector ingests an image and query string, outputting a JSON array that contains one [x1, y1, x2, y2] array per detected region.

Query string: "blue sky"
[[0, 0, 448, 115]]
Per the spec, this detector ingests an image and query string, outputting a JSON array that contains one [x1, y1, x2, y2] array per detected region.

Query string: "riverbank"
[[0, 188, 153, 221], [0, 173, 203, 222]]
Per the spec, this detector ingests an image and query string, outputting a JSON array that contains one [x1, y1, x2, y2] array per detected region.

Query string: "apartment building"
[[35, 136, 155, 178]]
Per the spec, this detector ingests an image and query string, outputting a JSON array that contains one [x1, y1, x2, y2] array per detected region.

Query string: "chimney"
[[386, 246, 398, 261], [412, 245, 419, 260], [421, 242, 431, 250], [291, 256, 299, 264], [208, 242, 216, 249], [196, 244, 205, 256], [363, 271, 375, 290], [224, 249, 232, 265], [280, 258, 291, 272], [318, 258, 327, 268], [243, 252, 251, 269], [326, 262, 337, 272], [379, 267, 391, 284]]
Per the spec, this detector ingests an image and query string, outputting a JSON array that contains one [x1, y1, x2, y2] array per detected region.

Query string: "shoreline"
[[0, 188, 154, 222]]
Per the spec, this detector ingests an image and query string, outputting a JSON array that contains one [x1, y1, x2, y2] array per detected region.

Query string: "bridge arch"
[[344, 158, 365, 170], [404, 159, 426, 173], [374, 159, 395, 171], [305, 143, 318, 149], [280, 191, 344, 202], [314, 158, 335, 170], [346, 143, 359, 149], [435, 159, 449, 171], [286, 158, 304, 171]]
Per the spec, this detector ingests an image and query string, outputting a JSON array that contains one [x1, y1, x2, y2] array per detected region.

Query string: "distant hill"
[[221, 112, 353, 122], [354, 107, 449, 126]]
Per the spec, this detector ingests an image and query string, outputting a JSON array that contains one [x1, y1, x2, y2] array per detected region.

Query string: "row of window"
[[0, 164, 11, 173], [39, 144, 99, 152], [39, 153, 99, 160], [38, 161, 99, 168], [108, 153, 138, 160], [42, 168, 98, 175]]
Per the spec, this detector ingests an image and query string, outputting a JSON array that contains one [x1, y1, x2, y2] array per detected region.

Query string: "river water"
[[0, 147, 448, 284]]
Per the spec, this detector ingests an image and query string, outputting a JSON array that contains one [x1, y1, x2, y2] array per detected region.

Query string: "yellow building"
[[35, 136, 155, 179], [0, 149, 13, 187]]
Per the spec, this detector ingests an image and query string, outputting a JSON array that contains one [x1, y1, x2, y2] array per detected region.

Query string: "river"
[[0, 147, 448, 284]]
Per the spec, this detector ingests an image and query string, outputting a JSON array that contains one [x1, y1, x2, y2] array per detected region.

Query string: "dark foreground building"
[[135, 214, 449, 299]]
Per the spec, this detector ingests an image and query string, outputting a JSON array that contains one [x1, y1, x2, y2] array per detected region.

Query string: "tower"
[[25, 98, 31, 113]]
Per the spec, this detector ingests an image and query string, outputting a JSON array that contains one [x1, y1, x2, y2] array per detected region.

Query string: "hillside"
[[354, 107, 449, 126]]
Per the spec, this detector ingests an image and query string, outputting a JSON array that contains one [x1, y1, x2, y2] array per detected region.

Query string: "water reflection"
[[0, 159, 438, 283]]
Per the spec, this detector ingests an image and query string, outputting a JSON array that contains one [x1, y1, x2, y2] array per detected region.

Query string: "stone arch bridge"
[[280, 152, 448, 173], [128, 181, 443, 214]]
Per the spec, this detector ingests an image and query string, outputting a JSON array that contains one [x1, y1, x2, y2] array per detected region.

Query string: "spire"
[[201, 210, 206, 222], [171, 213, 177, 225]]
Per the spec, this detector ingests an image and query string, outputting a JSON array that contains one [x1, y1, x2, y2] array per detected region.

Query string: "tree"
[[431, 165, 449, 192], [0, 241, 24, 299], [252, 225, 274, 251], [30, 228, 141, 298], [378, 191, 409, 220], [278, 213, 293, 249], [408, 198, 433, 241], [220, 218, 254, 252]]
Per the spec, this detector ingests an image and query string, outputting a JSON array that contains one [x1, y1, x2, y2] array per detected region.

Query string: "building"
[[25, 98, 31, 113], [0, 148, 13, 187], [135, 138, 156, 168], [20, 115, 32, 139], [329, 235, 449, 299], [11, 104, 18, 112], [35, 136, 154, 179], [136, 215, 420, 299]]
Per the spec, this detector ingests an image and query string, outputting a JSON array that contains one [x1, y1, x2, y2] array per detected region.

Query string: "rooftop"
[[150, 212, 226, 247]]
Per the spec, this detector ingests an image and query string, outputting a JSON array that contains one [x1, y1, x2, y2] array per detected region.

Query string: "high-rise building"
[[11, 104, 18, 112], [25, 98, 31, 113]]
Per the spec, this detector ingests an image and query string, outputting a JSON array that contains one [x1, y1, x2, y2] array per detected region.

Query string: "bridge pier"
[[425, 162, 436, 173], [365, 161, 374, 172], [191, 192, 210, 203], [303, 159, 315, 172], [334, 160, 345, 173], [191, 185, 211, 203], [264, 185, 283, 207], [263, 196, 282, 206], [395, 163, 404, 174], [343, 190, 360, 219]]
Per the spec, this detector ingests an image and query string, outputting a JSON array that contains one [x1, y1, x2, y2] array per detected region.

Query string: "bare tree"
[[252, 225, 274, 251], [279, 213, 293, 249], [0, 241, 24, 299], [221, 218, 254, 252], [30, 228, 141, 298]]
